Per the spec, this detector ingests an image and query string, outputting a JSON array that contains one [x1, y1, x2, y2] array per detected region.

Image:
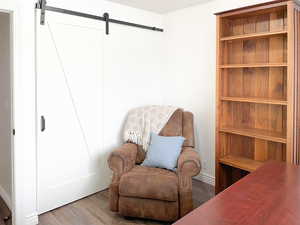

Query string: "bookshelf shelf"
[[220, 30, 287, 41], [220, 96, 288, 105], [219, 155, 265, 172]]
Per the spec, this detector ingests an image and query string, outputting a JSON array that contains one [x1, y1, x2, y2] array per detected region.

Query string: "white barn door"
[[36, 11, 111, 214]]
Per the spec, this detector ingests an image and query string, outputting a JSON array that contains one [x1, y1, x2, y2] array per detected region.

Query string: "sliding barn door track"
[[35, 0, 164, 35]]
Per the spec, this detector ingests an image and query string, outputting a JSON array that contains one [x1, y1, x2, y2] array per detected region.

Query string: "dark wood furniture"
[[174, 162, 300, 225], [215, 0, 300, 193]]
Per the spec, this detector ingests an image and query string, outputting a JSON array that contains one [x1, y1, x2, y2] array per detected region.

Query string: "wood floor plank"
[[0, 197, 11, 220], [0, 196, 11, 225], [38, 180, 214, 225], [39, 212, 61, 225], [69, 203, 105, 225], [4, 218, 11, 225], [52, 205, 82, 225], [90, 194, 147, 225], [74, 195, 118, 225], [192, 180, 214, 206]]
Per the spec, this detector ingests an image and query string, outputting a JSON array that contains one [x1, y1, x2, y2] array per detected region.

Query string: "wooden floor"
[[39, 180, 214, 225], [0, 196, 11, 225]]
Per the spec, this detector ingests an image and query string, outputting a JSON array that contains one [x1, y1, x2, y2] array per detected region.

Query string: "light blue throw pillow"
[[141, 132, 185, 171]]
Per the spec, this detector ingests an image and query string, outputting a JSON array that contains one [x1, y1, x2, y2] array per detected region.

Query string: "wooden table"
[[174, 162, 300, 225]]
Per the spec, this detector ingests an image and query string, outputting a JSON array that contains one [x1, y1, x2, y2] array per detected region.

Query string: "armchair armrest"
[[107, 143, 137, 211], [178, 147, 201, 177], [108, 143, 138, 175]]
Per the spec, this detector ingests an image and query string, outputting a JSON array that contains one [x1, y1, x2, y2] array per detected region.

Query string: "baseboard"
[[26, 212, 39, 225], [194, 172, 215, 186], [0, 185, 11, 210]]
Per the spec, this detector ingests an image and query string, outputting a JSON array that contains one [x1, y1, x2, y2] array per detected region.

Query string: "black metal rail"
[[35, 0, 164, 35]]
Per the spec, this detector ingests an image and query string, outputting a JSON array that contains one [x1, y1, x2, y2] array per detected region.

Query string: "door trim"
[[0, 7, 15, 223]]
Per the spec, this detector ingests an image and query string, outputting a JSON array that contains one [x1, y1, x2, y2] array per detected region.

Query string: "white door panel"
[[36, 11, 111, 214]]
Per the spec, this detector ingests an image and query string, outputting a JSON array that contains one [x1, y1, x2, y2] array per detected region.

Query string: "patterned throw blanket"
[[123, 105, 178, 151]]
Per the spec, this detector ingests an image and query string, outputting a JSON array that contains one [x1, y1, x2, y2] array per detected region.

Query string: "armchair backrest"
[[160, 109, 195, 147], [135, 109, 195, 164]]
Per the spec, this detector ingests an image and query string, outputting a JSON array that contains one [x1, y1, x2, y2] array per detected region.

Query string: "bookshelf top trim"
[[215, 0, 288, 16]]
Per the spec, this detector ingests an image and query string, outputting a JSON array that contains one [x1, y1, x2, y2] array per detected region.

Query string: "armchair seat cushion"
[[119, 166, 178, 202]]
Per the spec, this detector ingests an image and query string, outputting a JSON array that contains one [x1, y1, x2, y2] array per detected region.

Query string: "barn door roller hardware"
[[35, 0, 164, 35]]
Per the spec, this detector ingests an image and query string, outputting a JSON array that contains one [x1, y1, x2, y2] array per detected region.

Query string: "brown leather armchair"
[[107, 109, 201, 222]]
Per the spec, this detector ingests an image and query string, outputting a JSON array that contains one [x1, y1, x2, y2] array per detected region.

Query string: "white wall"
[[100, 7, 165, 150], [0, 12, 12, 209], [163, 0, 268, 180]]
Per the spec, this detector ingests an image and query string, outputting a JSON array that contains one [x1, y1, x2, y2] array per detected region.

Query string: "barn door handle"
[[41, 116, 46, 132]]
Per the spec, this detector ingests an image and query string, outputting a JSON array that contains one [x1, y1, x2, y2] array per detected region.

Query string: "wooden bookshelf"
[[215, 0, 300, 193]]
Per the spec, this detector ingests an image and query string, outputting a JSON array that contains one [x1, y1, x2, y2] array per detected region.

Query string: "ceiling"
[[105, 0, 213, 14]]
